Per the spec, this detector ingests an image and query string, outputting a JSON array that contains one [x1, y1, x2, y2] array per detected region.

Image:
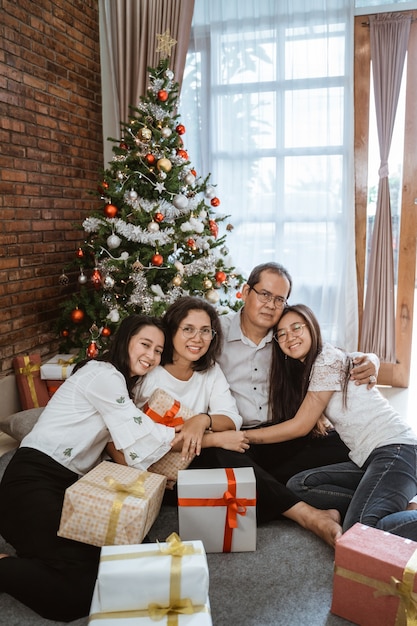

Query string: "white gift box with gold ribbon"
[[58, 461, 166, 547], [88, 534, 211, 623], [40, 353, 76, 380]]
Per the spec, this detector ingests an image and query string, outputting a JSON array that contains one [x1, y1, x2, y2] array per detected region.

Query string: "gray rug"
[[0, 450, 354, 625]]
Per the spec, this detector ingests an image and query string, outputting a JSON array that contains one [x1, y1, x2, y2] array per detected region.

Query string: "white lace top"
[[309, 343, 417, 466]]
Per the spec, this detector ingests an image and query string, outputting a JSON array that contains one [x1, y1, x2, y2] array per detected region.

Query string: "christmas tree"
[[56, 39, 245, 359]]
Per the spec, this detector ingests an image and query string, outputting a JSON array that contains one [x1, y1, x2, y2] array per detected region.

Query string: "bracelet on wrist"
[[204, 413, 213, 432]]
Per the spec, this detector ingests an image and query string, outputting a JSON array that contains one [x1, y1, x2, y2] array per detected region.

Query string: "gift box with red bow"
[[177, 467, 256, 553], [144, 389, 196, 488], [332, 523, 417, 625], [88, 533, 212, 624], [13, 354, 50, 410], [57, 461, 166, 547]]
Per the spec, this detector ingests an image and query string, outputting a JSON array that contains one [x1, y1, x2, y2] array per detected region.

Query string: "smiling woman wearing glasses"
[[244, 303, 417, 543], [132, 296, 247, 461]]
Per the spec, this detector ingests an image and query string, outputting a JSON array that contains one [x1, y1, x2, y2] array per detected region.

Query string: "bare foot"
[[308, 508, 342, 548], [407, 502, 417, 511], [284, 502, 342, 548]]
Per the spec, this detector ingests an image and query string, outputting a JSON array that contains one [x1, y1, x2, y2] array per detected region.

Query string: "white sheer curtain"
[[180, 0, 358, 349]]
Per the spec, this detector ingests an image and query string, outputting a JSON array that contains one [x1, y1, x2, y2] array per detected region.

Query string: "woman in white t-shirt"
[[0, 314, 183, 622], [245, 304, 417, 541]]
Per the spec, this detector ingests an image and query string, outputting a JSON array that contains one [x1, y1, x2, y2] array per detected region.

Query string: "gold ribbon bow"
[[375, 575, 417, 625], [57, 356, 75, 378], [158, 532, 197, 557], [103, 473, 148, 544], [148, 598, 194, 620], [18, 356, 40, 407]]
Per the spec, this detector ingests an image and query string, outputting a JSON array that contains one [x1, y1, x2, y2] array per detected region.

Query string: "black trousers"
[[0, 447, 100, 622], [171, 430, 350, 524]]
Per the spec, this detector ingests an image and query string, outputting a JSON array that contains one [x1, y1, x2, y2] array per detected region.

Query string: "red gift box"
[[13, 354, 50, 410], [332, 523, 417, 625]]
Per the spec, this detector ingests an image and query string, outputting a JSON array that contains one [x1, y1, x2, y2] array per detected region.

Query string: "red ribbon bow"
[[143, 399, 185, 428]]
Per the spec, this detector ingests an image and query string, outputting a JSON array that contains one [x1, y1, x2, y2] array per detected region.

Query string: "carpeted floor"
[[0, 450, 354, 626]]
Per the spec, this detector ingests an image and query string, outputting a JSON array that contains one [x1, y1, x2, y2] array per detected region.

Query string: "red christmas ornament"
[[176, 124, 186, 135], [151, 254, 164, 267], [76, 247, 84, 258], [101, 326, 112, 337], [119, 142, 128, 150], [191, 169, 197, 177], [209, 219, 219, 239], [154, 212, 164, 223], [61, 329, 69, 337], [145, 153, 156, 165], [157, 90, 168, 102], [215, 271, 227, 284], [177, 149, 189, 160], [211, 197, 220, 207], [187, 238, 196, 248], [104, 203, 118, 218], [91, 268, 102, 287], [236, 291, 242, 299], [86, 340, 99, 359], [70, 308, 85, 323]]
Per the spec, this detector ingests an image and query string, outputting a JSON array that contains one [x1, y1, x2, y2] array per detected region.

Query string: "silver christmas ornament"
[[173, 194, 188, 210], [107, 234, 122, 249]]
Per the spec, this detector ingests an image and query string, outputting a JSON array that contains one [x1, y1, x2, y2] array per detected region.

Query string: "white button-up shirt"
[[218, 310, 273, 428]]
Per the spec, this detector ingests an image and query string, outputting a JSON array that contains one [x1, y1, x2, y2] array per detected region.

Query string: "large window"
[[180, 1, 357, 347]]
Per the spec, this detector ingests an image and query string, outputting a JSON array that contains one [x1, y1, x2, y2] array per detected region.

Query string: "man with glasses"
[[196, 261, 379, 545]]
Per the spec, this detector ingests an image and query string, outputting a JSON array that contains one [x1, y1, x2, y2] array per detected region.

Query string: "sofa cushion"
[[0, 407, 43, 441]]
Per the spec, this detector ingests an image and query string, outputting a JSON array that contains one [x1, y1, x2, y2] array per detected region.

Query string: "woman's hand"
[[350, 354, 378, 388], [173, 413, 210, 460], [209, 430, 250, 453]]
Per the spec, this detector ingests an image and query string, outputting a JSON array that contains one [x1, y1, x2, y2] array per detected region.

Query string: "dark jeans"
[[287, 443, 417, 540]]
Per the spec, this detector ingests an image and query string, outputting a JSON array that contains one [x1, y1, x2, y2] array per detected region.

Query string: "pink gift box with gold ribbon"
[[58, 461, 166, 547], [332, 523, 417, 625], [177, 467, 256, 553]]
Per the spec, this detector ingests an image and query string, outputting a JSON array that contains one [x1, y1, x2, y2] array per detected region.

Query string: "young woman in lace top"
[[245, 303, 417, 541]]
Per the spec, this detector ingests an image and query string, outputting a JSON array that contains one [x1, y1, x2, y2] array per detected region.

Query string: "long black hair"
[[73, 314, 165, 397], [269, 304, 323, 423], [161, 296, 222, 372]]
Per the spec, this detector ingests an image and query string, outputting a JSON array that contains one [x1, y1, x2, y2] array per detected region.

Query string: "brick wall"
[[0, 0, 103, 376]]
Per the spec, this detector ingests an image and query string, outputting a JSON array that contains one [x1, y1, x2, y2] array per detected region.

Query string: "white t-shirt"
[[21, 360, 174, 475], [309, 343, 417, 466], [134, 363, 242, 430]]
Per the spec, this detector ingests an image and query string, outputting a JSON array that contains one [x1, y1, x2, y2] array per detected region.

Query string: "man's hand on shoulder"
[[350, 353, 379, 389]]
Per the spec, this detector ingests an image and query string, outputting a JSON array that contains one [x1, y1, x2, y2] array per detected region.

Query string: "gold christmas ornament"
[[138, 127, 152, 142], [203, 277, 213, 290], [205, 289, 220, 304], [172, 274, 182, 287], [157, 158, 172, 173]]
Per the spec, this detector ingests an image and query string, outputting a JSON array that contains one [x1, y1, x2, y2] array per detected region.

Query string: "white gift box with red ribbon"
[[177, 467, 256, 553]]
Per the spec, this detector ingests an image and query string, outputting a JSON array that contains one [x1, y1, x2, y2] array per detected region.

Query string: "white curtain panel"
[[180, 0, 358, 349]]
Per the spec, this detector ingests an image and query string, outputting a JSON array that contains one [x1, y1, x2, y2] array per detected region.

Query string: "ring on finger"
[[369, 375, 377, 384]]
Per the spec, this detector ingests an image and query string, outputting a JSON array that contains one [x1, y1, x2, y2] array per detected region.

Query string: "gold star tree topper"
[[156, 29, 177, 57]]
